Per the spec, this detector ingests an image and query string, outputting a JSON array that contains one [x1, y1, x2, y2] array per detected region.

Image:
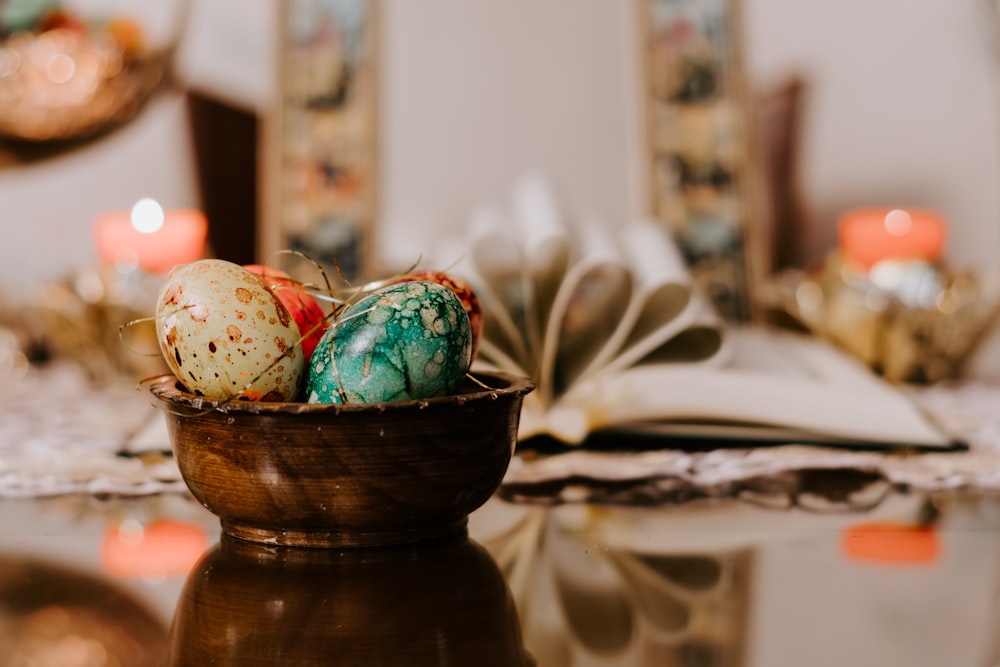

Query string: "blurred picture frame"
[[639, 0, 767, 322], [261, 0, 380, 282], [260, 0, 768, 308]]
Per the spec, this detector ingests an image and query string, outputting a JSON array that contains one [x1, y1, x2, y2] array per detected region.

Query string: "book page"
[[522, 326, 954, 448], [460, 175, 578, 381], [582, 220, 726, 380], [428, 234, 529, 382], [462, 204, 534, 373], [537, 221, 634, 404], [510, 171, 573, 353], [454, 172, 732, 443]]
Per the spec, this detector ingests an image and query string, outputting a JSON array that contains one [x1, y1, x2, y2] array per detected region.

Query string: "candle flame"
[[131, 197, 165, 234], [884, 209, 912, 237]]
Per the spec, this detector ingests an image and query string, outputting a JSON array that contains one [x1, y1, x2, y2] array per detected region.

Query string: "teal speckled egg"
[[307, 281, 472, 404]]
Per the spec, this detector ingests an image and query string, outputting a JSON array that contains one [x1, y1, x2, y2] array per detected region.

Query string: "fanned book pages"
[[439, 173, 962, 452]]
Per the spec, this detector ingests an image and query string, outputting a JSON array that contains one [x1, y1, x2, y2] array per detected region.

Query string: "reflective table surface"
[[2, 487, 1000, 666]]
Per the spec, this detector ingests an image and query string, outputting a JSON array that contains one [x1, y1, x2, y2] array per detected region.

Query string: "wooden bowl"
[[148, 371, 533, 548], [168, 535, 535, 666]]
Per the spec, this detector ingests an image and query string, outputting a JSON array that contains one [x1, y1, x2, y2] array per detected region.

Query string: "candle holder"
[[32, 264, 168, 385], [761, 253, 1000, 384]]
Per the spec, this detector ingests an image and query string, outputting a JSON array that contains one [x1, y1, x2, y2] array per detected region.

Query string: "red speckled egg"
[[244, 264, 328, 362]]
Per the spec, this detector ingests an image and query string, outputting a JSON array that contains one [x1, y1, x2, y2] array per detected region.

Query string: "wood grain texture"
[[148, 371, 533, 548]]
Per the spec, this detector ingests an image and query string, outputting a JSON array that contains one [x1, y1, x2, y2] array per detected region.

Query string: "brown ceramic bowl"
[[148, 371, 533, 548]]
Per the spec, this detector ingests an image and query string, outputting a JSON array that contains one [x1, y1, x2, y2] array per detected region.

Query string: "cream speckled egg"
[[156, 259, 306, 401]]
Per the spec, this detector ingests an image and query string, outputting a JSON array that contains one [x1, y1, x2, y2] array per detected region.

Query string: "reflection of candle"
[[841, 520, 938, 565], [101, 519, 209, 580], [838, 208, 946, 270], [94, 198, 208, 273]]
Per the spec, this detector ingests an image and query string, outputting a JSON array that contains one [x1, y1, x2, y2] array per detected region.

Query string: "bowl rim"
[[145, 370, 534, 415]]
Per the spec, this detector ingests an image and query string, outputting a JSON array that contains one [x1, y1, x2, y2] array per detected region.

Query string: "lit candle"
[[94, 198, 208, 273], [838, 208, 947, 270]]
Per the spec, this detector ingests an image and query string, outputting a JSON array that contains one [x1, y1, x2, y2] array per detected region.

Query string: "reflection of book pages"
[[442, 173, 960, 451]]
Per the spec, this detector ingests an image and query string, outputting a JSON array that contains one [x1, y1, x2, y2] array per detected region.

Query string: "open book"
[[437, 173, 961, 452]]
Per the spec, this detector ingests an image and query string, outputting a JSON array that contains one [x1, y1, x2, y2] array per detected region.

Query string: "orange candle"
[[838, 208, 946, 270], [94, 198, 208, 273]]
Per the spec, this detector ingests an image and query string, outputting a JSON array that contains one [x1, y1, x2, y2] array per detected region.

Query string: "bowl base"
[[220, 517, 470, 549]]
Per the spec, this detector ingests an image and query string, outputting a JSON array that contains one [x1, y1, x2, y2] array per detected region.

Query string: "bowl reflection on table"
[[168, 534, 535, 666], [148, 371, 534, 549]]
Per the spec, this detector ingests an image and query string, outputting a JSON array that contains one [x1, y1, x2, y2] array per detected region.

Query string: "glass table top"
[[1, 487, 999, 666]]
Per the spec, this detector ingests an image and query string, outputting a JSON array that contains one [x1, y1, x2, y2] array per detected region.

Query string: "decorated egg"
[[307, 281, 472, 404], [244, 264, 328, 361], [392, 269, 482, 359], [156, 259, 306, 401]]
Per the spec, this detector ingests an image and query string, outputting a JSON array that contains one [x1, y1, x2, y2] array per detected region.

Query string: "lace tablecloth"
[[0, 363, 184, 497], [3, 362, 1000, 501]]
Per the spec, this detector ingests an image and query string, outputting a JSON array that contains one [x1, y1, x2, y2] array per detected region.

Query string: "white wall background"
[[3, 0, 1000, 358], [377, 0, 644, 269], [376, 0, 1000, 273]]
